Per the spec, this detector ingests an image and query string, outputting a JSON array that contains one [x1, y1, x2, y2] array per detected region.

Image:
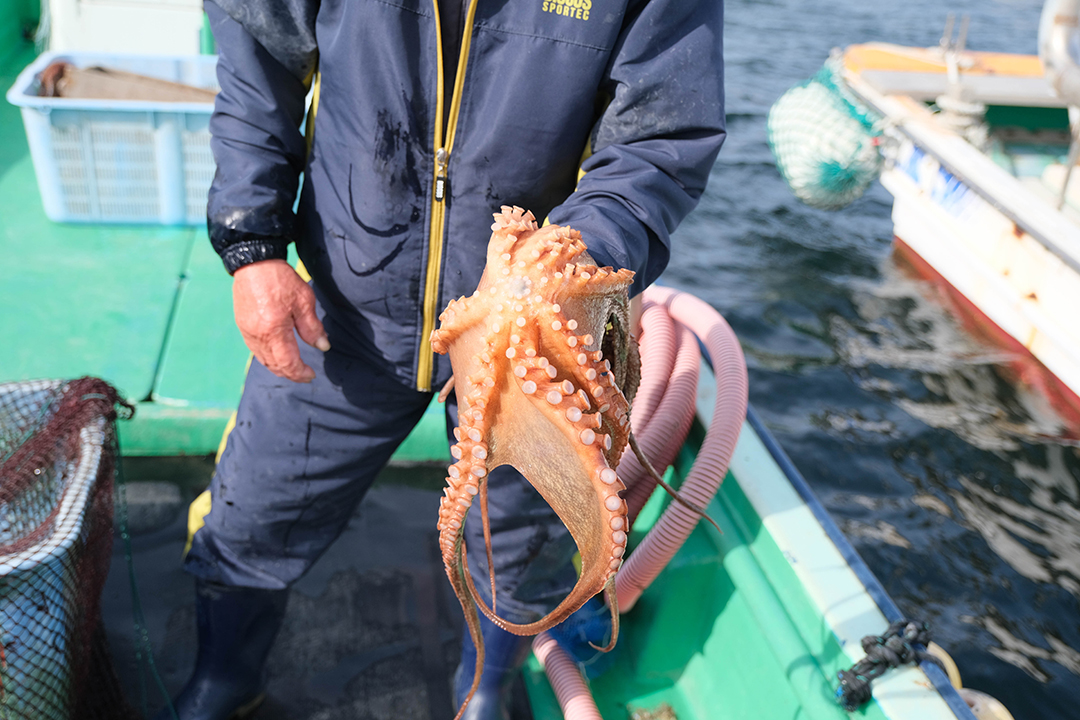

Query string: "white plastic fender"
[[1040, 0, 1080, 106]]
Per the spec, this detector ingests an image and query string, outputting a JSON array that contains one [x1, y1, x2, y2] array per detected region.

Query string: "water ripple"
[[666, 0, 1079, 714]]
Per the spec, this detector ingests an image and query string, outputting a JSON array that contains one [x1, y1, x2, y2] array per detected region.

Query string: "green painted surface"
[[152, 235, 249, 409], [392, 397, 452, 463], [118, 401, 234, 456], [0, 29, 454, 458], [0, 34, 241, 455], [0, 0, 37, 69], [985, 104, 1070, 133], [716, 464, 859, 690], [522, 424, 889, 720], [200, 12, 217, 55], [0, 41, 196, 404]]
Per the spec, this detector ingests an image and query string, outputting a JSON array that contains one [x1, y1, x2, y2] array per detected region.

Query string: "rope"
[[110, 416, 180, 720], [835, 620, 946, 711]]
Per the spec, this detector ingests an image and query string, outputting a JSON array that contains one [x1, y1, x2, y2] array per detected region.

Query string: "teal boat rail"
[[521, 364, 974, 720]]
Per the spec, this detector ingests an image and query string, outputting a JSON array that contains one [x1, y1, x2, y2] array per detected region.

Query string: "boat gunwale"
[[521, 341, 973, 719], [741, 405, 975, 720], [695, 348, 974, 720], [841, 63, 1080, 279]]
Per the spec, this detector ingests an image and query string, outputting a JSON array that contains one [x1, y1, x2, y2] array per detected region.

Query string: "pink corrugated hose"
[[533, 631, 604, 720], [627, 299, 678, 428], [622, 320, 700, 524], [534, 286, 749, 719]]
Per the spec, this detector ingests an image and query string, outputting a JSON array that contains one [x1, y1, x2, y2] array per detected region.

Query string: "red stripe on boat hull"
[[893, 236, 1080, 433]]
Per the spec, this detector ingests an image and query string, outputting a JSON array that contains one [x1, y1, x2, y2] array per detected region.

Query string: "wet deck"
[[101, 462, 535, 720]]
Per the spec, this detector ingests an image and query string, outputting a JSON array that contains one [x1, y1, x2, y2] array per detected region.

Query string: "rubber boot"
[[153, 580, 288, 720], [453, 613, 534, 720]]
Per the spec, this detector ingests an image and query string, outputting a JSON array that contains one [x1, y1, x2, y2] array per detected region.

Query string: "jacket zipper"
[[417, 0, 479, 392]]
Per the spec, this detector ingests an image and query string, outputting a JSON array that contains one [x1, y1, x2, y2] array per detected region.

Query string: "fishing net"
[[0, 378, 137, 719], [767, 57, 884, 210]]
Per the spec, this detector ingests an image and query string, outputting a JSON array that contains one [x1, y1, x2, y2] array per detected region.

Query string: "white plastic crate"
[[6, 51, 218, 225]]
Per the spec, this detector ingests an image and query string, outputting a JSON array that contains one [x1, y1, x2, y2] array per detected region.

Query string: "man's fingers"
[[281, 358, 317, 384], [262, 329, 316, 383], [293, 289, 331, 352], [232, 259, 326, 382]]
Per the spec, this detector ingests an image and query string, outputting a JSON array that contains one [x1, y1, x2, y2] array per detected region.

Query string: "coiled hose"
[[532, 285, 749, 718]]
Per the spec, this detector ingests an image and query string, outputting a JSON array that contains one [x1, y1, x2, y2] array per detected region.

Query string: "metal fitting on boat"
[[1039, 0, 1080, 106]]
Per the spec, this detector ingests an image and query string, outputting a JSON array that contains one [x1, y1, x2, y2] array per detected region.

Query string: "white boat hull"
[[880, 140, 1080, 413], [835, 57, 1080, 416]]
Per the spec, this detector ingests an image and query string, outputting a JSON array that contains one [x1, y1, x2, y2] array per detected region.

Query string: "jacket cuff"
[[219, 238, 291, 275]]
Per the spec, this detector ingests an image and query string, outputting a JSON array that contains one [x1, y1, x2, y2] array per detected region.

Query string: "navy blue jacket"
[[206, 0, 725, 391]]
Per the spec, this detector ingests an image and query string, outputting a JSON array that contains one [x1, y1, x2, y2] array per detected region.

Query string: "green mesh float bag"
[[767, 58, 884, 210]]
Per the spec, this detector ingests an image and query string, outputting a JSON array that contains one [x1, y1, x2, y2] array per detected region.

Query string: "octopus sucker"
[[431, 206, 641, 720]]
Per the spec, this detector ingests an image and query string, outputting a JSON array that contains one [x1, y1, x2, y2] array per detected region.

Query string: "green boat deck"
[[0, 37, 238, 454], [523, 423, 881, 720], [0, 31, 448, 458], [104, 402, 951, 720]]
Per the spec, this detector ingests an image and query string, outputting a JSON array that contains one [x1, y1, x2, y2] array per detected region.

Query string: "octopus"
[[431, 206, 641, 718]]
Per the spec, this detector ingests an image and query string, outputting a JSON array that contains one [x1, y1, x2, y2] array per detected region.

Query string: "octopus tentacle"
[[437, 331, 508, 720], [437, 375, 456, 403], [437, 332, 508, 557], [589, 578, 620, 653], [534, 307, 632, 465], [478, 478, 496, 612], [553, 263, 636, 299], [431, 294, 488, 353]]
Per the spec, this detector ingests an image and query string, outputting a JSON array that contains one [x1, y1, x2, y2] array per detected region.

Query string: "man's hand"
[[233, 259, 331, 383]]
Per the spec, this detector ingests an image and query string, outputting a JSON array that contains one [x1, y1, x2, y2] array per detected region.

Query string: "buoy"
[[959, 688, 1016, 720], [925, 642, 1015, 720], [926, 642, 963, 689]]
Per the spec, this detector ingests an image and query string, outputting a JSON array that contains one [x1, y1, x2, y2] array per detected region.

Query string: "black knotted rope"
[[835, 620, 945, 711]]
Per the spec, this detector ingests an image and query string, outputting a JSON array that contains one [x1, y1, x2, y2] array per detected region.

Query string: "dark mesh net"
[[0, 378, 137, 719]]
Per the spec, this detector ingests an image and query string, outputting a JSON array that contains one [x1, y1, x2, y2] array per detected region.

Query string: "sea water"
[[666, 1, 1079, 717]]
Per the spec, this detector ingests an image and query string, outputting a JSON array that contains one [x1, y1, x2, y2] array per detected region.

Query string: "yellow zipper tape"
[[417, 0, 480, 391]]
